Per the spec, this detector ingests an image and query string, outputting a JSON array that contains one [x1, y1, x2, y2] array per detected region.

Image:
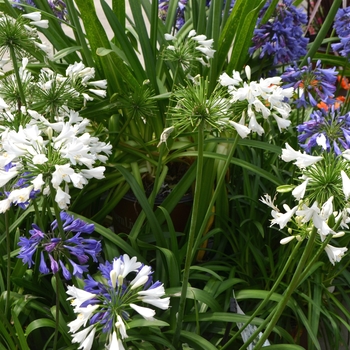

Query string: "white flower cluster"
[[0, 108, 112, 211], [261, 194, 348, 265], [164, 29, 216, 68], [219, 66, 294, 136]]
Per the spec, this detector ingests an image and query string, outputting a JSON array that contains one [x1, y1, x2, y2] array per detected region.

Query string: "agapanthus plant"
[[281, 58, 338, 108], [18, 211, 101, 279], [66, 254, 170, 350], [249, 0, 309, 66]]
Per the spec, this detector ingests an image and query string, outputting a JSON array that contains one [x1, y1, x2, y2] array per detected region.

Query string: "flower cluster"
[[261, 194, 348, 266], [0, 59, 107, 113], [163, 30, 215, 74], [66, 255, 170, 350], [297, 106, 350, 155], [0, 12, 49, 67], [280, 143, 350, 214], [281, 58, 338, 108], [0, 106, 111, 211], [18, 212, 101, 279], [220, 66, 294, 135], [249, 0, 309, 66], [158, 0, 187, 30], [332, 6, 350, 59]]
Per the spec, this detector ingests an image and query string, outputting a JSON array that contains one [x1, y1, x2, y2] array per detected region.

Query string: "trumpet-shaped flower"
[[66, 255, 170, 350], [324, 244, 348, 265]]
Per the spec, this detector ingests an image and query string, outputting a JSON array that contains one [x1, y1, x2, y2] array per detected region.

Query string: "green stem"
[[221, 239, 303, 350], [172, 121, 205, 346], [250, 227, 318, 349], [5, 211, 10, 318], [9, 46, 26, 110], [52, 273, 60, 350]]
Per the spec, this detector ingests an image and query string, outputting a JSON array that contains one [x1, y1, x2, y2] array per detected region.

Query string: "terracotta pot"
[[113, 192, 193, 234]]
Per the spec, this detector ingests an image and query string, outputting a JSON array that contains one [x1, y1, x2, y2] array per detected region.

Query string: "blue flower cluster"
[[158, 0, 188, 30], [332, 6, 350, 59], [18, 212, 101, 280], [297, 107, 350, 155], [281, 58, 338, 108], [249, 0, 309, 66]]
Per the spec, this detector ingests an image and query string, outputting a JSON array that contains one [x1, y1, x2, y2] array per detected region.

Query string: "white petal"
[[130, 303, 155, 320]]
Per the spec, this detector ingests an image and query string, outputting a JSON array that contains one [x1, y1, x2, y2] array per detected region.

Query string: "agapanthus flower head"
[[249, 0, 309, 66], [66, 255, 170, 350], [219, 68, 293, 136], [260, 194, 348, 265], [162, 30, 215, 76], [281, 58, 338, 108], [332, 6, 350, 59], [0, 108, 112, 211], [17, 211, 100, 280], [281, 143, 350, 211], [297, 106, 350, 155], [0, 12, 48, 63]]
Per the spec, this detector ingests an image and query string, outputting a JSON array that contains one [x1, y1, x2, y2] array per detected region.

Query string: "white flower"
[[23, 12, 42, 21], [195, 46, 216, 58], [109, 331, 125, 349], [228, 120, 250, 138], [31, 174, 45, 191], [130, 303, 155, 320], [89, 89, 107, 98], [120, 254, 142, 278], [81, 166, 105, 179], [66, 286, 96, 307], [316, 133, 327, 150], [8, 186, 33, 204], [55, 186, 71, 209], [32, 154, 48, 164], [280, 236, 296, 245], [73, 325, 96, 350], [259, 194, 279, 211], [68, 305, 99, 333], [296, 201, 320, 223], [320, 196, 333, 220], [130, 265, 152, 289], [245, 65, 251, 81], [137, 296, 170, 310], [272, 114, 291, 132], [281, 143, 302, 162], [292, 178, 309, 200], [270, 205, 298, 229], [0, 198, 11, 213], [324, 244, 348, 265], [138, 283, 166, 298], [164, 33, 176, 41], [157, 126, 174, 147], [281, 143, 323, 168], [0, 168, 18, 187], [313, 213, 334, 241], [30, 20, 49, 29], [341, 170, 350, 200], [51, 164, 74, 188], [88, 80, 107, 89]]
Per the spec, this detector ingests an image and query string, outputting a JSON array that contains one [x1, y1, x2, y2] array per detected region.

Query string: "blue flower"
[[281, 58, 338, 107], [17, 212, 101, 280], [158, 0, 188, 30], [249, 0, 309, 65], [297, 106, 350, 155], [332, 7, 350, 59]]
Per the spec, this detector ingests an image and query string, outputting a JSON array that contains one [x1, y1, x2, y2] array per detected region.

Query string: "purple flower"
[[158, 0, 188, 30], [332, 7, 350, 59], [282, 58, 338, 107], [249, 0, 309, 65], [17, 212, 101, 280], [297, 106, 350, 155]]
